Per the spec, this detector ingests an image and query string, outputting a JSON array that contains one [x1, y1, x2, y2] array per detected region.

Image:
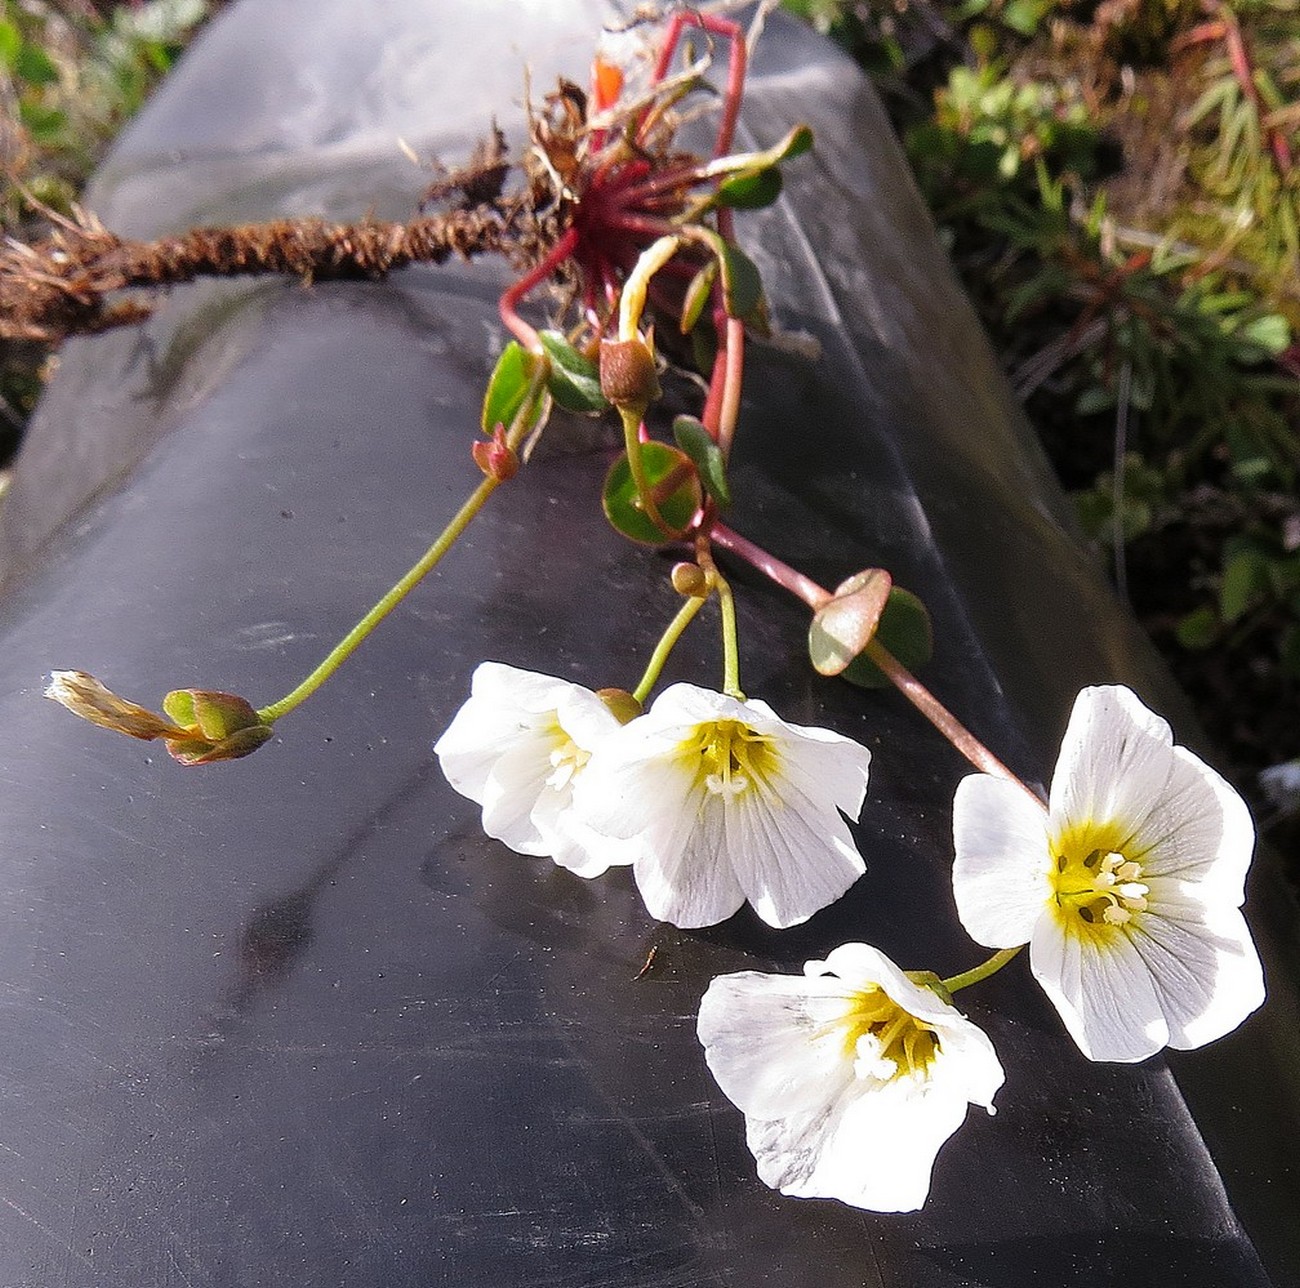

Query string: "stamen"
[[1052, 840, 1149, 932]]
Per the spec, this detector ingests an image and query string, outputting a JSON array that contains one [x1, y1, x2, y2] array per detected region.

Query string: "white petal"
[[434, 696, 541, 806], [727, 783, 864, 929], [697, 972, 858, 1120], [576, 740, 747, 925], [751, 1075, 968, 1212], [1050, 686, 1178, 846], [471, 660, 576, 714], [546, 810, 639, 878], [951, 774, 1053, 948], [478, 736, 555, 854], [743, 698, 873, 822], [1030, 917, 1168, 1062], [554, 684, 622, 752], [1128, 746, 1255, 903], [1129, 896, 1264, 1050], [633, 788, 747, 928]]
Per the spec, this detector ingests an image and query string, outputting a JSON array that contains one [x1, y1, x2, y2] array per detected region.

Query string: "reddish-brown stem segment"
[[498, 226, 580, 350], [650, 11, 747, 160], [709, 522, 1043, 801], [716, 316, 745, 458]]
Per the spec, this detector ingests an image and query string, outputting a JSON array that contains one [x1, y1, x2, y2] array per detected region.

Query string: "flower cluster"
[[435, 662, 873, 929], [439, 662, 1265, 1214]]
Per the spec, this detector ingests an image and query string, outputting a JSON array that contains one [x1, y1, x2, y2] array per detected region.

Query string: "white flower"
[[572, 683, 872, 929], [434, 662, 626, 876], [697, 943, 1004, 1213], [952, 684, 1264, 1062]]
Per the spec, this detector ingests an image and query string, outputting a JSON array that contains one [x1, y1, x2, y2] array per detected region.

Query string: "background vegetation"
[[1, 0, 1297, 839], [786, 0, 1300, 845]]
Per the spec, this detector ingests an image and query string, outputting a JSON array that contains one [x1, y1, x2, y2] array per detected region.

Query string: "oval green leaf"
[[539, 330, 608, 413], [672, 415, 731, 508], [680, 260, 718, 335], [720, 243, 763, 322], [808, 569, 893, 676], [481, 341, 541, 434], [717, 167, 783, 210], [602, 442, 702, 544], [841, 587, 935, 688]]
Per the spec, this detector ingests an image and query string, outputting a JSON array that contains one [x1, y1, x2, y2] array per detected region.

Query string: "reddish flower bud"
[[472, 424, 520, 481]]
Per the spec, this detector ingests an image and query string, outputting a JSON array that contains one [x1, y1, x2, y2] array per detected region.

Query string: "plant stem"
[[941, 947, 1022, 994], [717, 315, 745, 458], [257, 366, 548, 724], [709, 522, 1040, 798], [499, 226, 579, 351], [621, 408, 673, 536], [632, 592, 709, 704], [698, 539, 742, 698]]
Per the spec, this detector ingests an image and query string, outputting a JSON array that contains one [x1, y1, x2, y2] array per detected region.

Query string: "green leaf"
[[1176, 605, 1219, 651], [0, 21, 21, 68], [481, 341, 541, 434], [18, 101, 66, 144], [808, 569, 893, 676], [538, 331, 607, 413], [672, 416, 730, 507], [710, 124, 812, 176], [719, 242, 763, 321], [717, 167, 783, 210], [601, 442, 701, 544], [1241, 313, 1291, 356], [841, 587, 934, 688], [779, 124, 814, 160], [1220, 550, 1265, 623], [680, 260, 717, 335], [15, 41, 59, 86]]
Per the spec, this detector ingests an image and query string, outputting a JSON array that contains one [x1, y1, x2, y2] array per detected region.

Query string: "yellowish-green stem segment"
[[256, 363, 549, 725]]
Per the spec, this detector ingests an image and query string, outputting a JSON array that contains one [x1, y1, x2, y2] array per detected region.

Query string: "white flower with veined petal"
[[434, 662, 626, 876], [697, 943, 1004, 1212], [572, 683, 872, 929], [952, 684, 1264, 1062]]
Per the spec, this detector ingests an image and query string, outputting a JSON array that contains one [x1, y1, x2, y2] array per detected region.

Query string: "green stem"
[[941, 946, 1023, 995], [257, 366, 548, 724], [621, 408, 673, 536], [698, 540, 742, 699], [632, 592, 709, 704]]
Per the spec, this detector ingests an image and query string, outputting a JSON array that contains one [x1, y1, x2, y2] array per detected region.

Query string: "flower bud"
[[161, 689, 275, 765], [596, 687, 642, 725], [671, 562, 708, 597], [599, 333, 660, 414], [472, 424, 519, 481], [44, 669, 274, 766]]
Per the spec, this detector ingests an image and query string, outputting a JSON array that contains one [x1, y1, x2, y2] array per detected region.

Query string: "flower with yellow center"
[[951, 685, 1264, 1062], [573, 683, 872, 928], [697, 943, 1004, 1212], [434, 662, 626, 876]]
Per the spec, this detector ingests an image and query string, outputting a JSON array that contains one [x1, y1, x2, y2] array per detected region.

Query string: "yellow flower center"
[[1051, 825, 1149, 932], [841, 988, 939, 1084], [677, 718, 779, 798], [544, 721, 590, 792]]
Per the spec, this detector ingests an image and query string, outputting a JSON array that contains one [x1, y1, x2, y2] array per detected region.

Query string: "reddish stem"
[[700, 329, 729, 435], [709, 523, 1043, 800], [1220, 6, 1293, 175], [499, 226, 580, 349], [717, 316, 745, 459], [648, 11, 746, 159]]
